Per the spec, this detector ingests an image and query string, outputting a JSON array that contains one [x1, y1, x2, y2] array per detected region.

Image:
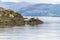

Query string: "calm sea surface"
[[0, 17, 60, 40]]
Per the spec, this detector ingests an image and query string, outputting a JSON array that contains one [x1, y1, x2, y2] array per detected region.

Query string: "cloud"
[[55, 0, 60, 3], [0, 0, 60, 4], [1, 0, 19, 2]]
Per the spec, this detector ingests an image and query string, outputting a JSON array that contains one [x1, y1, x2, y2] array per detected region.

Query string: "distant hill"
[[0, 2, 15, 9], [0, 2, 31, 12], [18, 4, 60, 17], [53, 4, 60, 17], [8, 2, 31, 11], [0, 1, 60, 17], [0, 2, 15, 5], [18, 4, 54, 16]]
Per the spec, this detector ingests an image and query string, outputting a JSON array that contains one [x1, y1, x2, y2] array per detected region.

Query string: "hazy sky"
[[0, 0, 60, 4]]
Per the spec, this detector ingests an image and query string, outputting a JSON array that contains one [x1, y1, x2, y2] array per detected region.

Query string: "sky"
[[0, 0, 60, 4]]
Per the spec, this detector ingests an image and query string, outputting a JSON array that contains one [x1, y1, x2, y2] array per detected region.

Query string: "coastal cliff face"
[[0, 7, 43, 26]]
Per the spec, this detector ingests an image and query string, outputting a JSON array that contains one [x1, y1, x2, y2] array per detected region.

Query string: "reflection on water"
[[0, 17, 60, 40]]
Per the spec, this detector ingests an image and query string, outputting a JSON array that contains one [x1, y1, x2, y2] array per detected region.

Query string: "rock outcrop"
[[0, 7, 43, 26]]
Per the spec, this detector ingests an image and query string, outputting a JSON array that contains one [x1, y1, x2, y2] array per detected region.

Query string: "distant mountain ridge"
[[0, 2, 16, 8], [53, 4, 60, 16], [0, 2, 31, 12], [18, 4, 60, 17], [0, 1, 60, 16], [18, 4, 54, 16]]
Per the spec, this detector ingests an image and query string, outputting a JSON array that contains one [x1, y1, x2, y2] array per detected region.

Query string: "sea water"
[[0, 17, 60, 40]]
